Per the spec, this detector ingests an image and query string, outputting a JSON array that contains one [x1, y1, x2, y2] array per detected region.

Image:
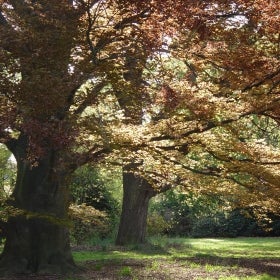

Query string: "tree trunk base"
[[0, 255, 79, 276], [0, 217, 78, 276], [116, 170, 156, 246]]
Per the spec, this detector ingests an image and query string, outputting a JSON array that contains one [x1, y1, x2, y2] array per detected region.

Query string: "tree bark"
[[0, 134, 76, 275], [116, 169, 156, 245], [113, 45, 156, 245]]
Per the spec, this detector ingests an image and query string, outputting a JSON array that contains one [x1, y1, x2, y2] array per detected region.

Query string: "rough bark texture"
[[116, 170, 156, 245], [0, 134, 76, 275]]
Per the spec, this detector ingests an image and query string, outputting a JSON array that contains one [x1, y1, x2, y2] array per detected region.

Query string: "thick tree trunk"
[[116, 169, 156, 245], [0, 135, 76, 275]]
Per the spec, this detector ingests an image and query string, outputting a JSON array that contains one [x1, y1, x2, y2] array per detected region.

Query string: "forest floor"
[[76, 256, 280, 280], [1, 237, 280, 280]]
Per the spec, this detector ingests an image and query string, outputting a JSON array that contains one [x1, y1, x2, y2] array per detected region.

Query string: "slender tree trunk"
[[0, 135, 76, 275], [116, 169, 156, 245]]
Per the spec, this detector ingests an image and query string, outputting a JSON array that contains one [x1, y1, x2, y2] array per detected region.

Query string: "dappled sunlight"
[[69, 237, 280, 280], [171, 238, 280, 259]]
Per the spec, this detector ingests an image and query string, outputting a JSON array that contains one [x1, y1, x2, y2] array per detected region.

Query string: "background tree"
[[113, 0, 280, 244], [91, 0, 280, 245], [111, 42, 159, 245]]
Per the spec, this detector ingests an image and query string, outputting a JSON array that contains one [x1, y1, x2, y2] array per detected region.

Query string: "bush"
[[149, 190, 194, 236], [69, 203, 109, 244], [149, 188, 280, 238], [147, 212, 170, 236], [69, 165, 121, 243], [70, 166, 120, 213]]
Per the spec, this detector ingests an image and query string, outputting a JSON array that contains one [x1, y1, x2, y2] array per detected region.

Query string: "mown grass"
[[72, 237, 280, 280], [0, 237, 279, 279], [73, 236, 280, 261]]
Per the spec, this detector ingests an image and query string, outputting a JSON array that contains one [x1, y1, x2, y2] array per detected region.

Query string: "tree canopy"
[[0, 0, 279, 274]]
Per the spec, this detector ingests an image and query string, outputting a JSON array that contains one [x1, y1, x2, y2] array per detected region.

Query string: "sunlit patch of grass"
[[73, 237, 280, 262], [162, 237, 280, 259], [72, 237, 280, 280]]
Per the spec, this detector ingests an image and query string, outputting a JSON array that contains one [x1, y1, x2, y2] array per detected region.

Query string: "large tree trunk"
[[0, 135, 76, 275], [116, 169, 156, 245]]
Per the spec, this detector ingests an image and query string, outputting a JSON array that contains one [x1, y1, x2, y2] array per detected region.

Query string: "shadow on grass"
[[126, 241, 175, 256], [174, 254, 280, 278], [72, 239, 187, 257]]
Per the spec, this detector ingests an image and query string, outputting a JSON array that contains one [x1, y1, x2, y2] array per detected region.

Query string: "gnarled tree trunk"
[[0, 134, 76, 275], [116, 169, 156, 245]]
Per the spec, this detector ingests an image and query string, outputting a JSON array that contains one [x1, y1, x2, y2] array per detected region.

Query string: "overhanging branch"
[[73, 80, 107, 115]]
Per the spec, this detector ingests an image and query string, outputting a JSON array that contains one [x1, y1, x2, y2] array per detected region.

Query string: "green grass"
[[168, 237, 280, 259], [1, 237, 279, 279], [72, 237, 280, 280], [118, 266, 133, 276], [73, 237, 280, 262]]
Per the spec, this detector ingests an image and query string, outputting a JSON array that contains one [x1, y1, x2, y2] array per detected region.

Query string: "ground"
[[77, 257, 280, 280], [0, 237, 279, 279], [0, 257, 279, 279]]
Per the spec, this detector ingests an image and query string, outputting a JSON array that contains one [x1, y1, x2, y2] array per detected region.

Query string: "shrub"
[[69, 165, 121, 243], [147, 212, 170, 236], [149, 188, 279, 238], [69, 203, 109, 244]]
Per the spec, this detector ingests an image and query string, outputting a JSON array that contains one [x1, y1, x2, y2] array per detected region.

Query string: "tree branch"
[[70, 146, 111, 170], [74, 80, 107, 115], [242, 67, 280, 92], [114, 9, 150, 30]]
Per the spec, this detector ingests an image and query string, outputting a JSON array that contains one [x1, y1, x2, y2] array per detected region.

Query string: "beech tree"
[[114, 0, 280, 244], [0, 0, 279, 275], [170, 0, 280, 213], [0, 0, 218, 274]]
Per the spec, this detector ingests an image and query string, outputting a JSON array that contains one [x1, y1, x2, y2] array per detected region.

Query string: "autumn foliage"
[[0, 0, 279, 274], [0, 0, 278, 218]]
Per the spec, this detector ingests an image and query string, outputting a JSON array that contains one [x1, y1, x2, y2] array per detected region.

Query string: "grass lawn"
[[70, 237, 280, 280], [0, 237, 279, 279]]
